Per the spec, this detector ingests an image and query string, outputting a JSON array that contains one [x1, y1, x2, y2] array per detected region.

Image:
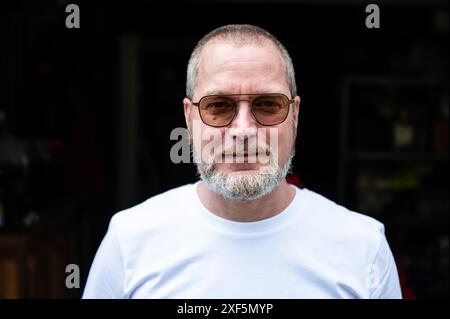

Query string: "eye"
[[253, 97, 283, 113], [203, 98, 235, 113], [207, 102, 230, 109], [253, 100, 279, 107]]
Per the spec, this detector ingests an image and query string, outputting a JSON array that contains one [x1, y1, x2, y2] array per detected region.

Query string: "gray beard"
[[195, 149, 294, 201]]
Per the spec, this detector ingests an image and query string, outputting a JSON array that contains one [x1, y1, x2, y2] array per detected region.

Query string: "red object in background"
[[286, 173, 303, 188], [397, 263, 415, 299], [37, 63, 56, 76], [46, 138, 65, 154], [434, 120, 449, 155]]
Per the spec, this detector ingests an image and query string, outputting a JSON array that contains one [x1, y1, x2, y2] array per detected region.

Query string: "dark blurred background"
[[0, 0, 448, 298]]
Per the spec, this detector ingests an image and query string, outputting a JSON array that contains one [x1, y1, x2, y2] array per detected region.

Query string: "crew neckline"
[[190, 181, 310, 236]]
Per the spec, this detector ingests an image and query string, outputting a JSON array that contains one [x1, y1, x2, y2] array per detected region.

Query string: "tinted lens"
[[251, 94, 289, 125], [199, 96, 237, 127]]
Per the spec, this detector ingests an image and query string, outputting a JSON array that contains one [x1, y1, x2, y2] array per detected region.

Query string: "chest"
[[122, 235, 365, 298]]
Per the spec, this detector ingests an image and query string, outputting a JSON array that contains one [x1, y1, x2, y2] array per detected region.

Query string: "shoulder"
[[295, 188, 400, 298], [110, 183, 196, 242], [300, 187, 384, 234], [299, 188, 386, 261]]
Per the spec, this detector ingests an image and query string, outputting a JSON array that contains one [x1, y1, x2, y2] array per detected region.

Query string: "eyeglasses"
[[190, 93, 294, 127]]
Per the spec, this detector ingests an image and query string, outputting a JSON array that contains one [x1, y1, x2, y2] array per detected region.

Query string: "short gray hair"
[[186, 24, 297, 99]]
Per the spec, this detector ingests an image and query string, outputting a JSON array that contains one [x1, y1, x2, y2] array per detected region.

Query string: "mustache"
[[192, 139, 275, 166], [216, 143, 272, 161]]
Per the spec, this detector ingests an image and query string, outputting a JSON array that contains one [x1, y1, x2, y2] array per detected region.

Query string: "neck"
[[196, 180, 295, 222]]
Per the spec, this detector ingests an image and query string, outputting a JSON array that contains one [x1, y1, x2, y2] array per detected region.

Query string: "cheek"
[[191, 123, 225, 156], [269, 124, 293, 162]]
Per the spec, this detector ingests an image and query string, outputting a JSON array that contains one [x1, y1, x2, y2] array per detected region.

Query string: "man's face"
[[184, 39, 300, 200]]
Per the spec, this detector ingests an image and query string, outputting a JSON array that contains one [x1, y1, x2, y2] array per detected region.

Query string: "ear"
[[293, 95, 301, 129], [183, 97, 192, 132]]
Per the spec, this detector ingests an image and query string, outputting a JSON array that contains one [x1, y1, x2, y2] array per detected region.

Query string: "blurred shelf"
[[0, 202, 81, 298]]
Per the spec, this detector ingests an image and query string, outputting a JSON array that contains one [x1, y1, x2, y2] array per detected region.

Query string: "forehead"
[[195, 39, 288, 97]]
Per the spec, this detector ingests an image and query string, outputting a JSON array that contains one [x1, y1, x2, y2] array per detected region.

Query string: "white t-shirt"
[[82, 182, 402, 299]]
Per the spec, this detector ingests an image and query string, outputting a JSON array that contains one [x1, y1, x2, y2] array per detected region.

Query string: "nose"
[[229, 100, 258, 139]]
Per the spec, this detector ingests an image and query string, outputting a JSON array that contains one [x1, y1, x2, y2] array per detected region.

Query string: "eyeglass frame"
[[189, 93, 295, 128]]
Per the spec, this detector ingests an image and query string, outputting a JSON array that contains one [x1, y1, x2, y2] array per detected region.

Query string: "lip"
[[223, 154, 254, 160], [223, 153, 257, 157], [222, 151, 270, 157]]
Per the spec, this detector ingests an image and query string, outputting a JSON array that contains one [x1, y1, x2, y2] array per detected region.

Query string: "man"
[[83, 24, 402, 298]]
